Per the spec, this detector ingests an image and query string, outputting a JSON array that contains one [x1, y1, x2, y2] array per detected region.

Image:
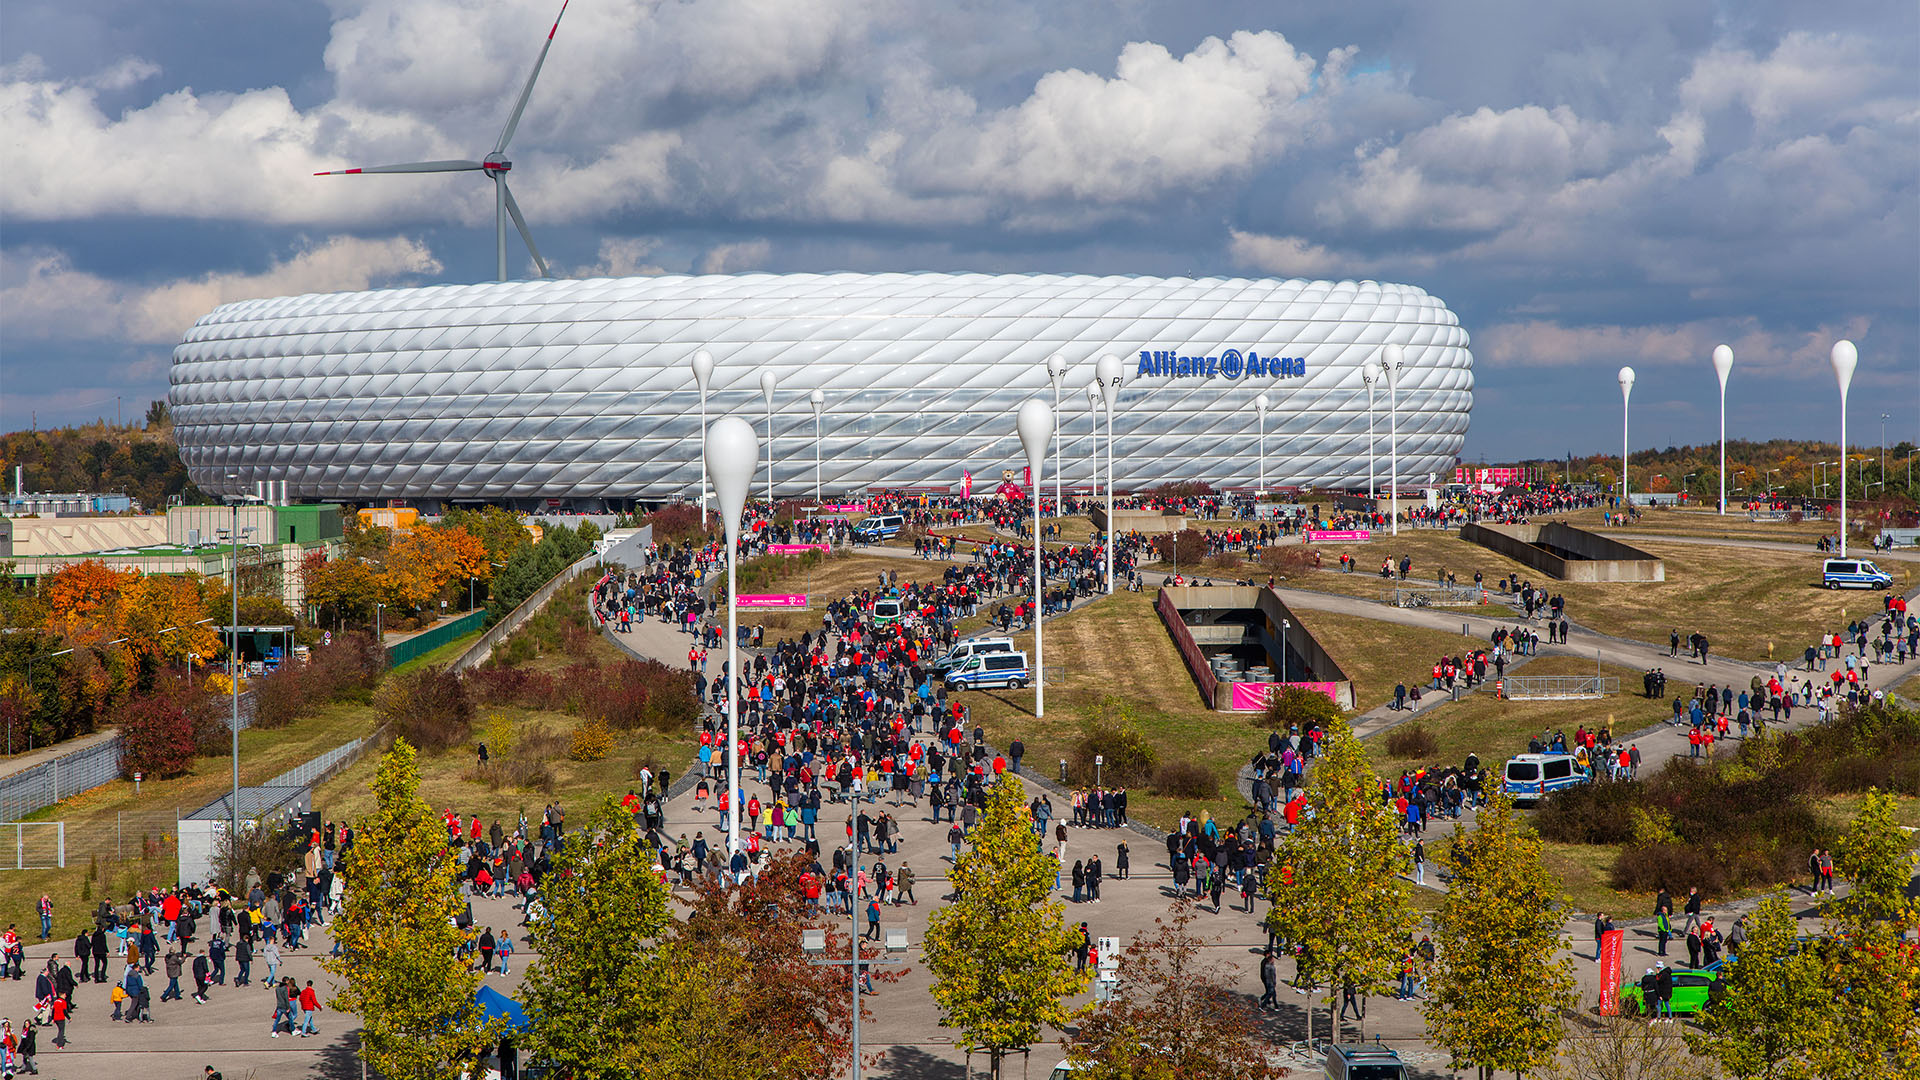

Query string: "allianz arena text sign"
[[1135, 349, 1307, 379]]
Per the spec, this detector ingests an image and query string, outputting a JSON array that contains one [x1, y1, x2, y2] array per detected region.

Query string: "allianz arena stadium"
[[169, 273, 1473, 506]]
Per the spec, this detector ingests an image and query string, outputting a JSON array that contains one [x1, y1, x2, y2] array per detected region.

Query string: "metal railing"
[[267, 735, 375, 790], [1495, 675, 1621, 699], [1393, 583, 1489, 608]]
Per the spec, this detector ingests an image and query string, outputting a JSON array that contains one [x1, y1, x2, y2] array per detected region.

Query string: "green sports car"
[[1619, 966, 1722, 1016]]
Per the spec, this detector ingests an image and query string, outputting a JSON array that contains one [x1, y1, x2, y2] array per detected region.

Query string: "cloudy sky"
[[3, 0, 1915, 458]]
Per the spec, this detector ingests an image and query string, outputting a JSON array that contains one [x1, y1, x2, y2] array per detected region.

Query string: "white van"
[[1821, 558, 1892, 590], [933, 637, 1015, 672], [1503, 753, 1589, 804], [945, 651, 1030, 691], [854, 514, 905, 543]]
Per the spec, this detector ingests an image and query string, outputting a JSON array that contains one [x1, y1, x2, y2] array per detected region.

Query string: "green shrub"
[[1149, 759, 1219, 799], [1255, 685, 1343, 732], [1382, 724, 1438, 759], [1068, 698, 1157, 786], [374, 664, 475, 752]]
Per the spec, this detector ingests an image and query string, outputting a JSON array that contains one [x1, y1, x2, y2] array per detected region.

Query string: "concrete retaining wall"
[[1089, 506, 1187, 534], [1156, 585, 1355, 710], [1461, 522, 1665, 582]]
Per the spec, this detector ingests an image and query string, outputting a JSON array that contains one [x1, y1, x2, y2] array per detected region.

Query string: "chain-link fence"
[[0, 693, 256, 824]]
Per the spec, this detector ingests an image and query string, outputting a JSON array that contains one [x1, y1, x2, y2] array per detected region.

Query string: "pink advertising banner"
[[736, 593, 809, 608], [816, 504, 867, 512], [1304, 530, 1372, 543], [1229, 682, 1339, 711], [768, 543, 832, 553]]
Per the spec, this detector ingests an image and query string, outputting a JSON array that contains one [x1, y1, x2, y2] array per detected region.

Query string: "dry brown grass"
[[1365, 658, 1659, 770], [1283, 607, 1485, 711], [1550, 506, 1835, 543], [1546, 539, 1912, 660]]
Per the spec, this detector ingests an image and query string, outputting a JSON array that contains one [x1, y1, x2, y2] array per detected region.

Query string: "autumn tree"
[[1264, 717, 1414, 1044], [1425, 792, 1574, 1079], [643, 850, 877, 1080], [1685, 894, 1828, 1080], [925, 775, 1087, 1079], [304, 553, 382, 625], [1814, 788, 1920, 1079], [42, 560, 137, 637], [119, 573, 221, 666], [324, 739, 501, 1078], [1066, 899, 1287, 1080], [521, 796, 671, 1079]]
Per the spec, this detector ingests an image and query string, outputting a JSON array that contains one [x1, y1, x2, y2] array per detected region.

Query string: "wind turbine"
[[315, 1, 570, 282]]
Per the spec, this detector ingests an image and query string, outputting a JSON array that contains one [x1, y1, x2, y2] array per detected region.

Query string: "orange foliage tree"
[[42, 561, 138, 637]]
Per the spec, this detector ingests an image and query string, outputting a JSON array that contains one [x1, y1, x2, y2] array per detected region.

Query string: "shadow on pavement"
[[310, 1028, 363, 1080], [868, 1046, 970, 1080]]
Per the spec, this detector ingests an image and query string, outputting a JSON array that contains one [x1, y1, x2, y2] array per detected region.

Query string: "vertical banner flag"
[[1597, 928, 1626, 1015], [962, 470, 973, 499]]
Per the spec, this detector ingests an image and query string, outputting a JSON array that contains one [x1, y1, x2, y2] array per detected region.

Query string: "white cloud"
[[1, 236, 440, 343], [1679, 32, 1889, 128], [1226, 229, 1433, 278], [696, 239, 771, 274], [926, 31, 1319, 203], [571, 237, 669, 278], [1474, 316, 1874, 375]]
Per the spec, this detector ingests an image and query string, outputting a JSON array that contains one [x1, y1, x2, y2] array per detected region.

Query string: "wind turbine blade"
[[493, 0, 570, 155], [313, 160, 485, 175], [500, 182, 550, 278]]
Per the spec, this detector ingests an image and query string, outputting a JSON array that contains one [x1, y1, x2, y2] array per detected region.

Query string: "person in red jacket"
[[298, 980, 321, 1037]]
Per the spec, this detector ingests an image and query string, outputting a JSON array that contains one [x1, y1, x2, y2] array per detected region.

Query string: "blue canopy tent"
[[476, 984, 529, 1032]]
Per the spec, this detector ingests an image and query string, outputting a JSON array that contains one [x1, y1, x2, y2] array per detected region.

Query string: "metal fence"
[[0, 691, 256, 825], [0, 822, 66, 869], [1496, 675, 1621, 700], [267, 735, 375, 791], [1393, 583, 1489, 608]]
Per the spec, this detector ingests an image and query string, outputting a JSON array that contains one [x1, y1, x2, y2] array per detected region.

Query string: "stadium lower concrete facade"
[[169, 273, 1473, 506]]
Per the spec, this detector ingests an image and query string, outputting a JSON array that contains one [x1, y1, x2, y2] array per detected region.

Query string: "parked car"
[[1619, 966, 1722, 1016], [1503, 753, 1590, 804], [1821, 558, 1893, 590]]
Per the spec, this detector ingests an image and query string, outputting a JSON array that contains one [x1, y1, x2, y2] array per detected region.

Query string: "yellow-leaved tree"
[[324, 739, 501, 1078], [925, 775, 1088, 1079], [1425, 792, 1576, 1079], [1264, 718, 1414, 1044], [1815, 787, 1920, 1079]]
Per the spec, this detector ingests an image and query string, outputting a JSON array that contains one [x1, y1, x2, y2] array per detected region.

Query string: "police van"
[[1503, 753, 1590, 804], [1324, 1044, 1407, 1080], [1821, 558, 1893, 590], [853, 514, 905, 543], [944, 651, 1030, 691], [933, 636, 1016, 672], [870, 597, 905, 626]]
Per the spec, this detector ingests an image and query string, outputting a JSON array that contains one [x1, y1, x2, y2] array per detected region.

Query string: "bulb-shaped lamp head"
[[690, 349, 714, 391], [1095, 354, 1122, 408], [1830, 340, 1857, 396], [1618, 365, 1635, 403], [758, 371, 777, 410], [1017, 399, 1053, 475], [1046, 353, 1066, 382], [1362, 359, 1381, 384], [808, 388, 824, 414], [1255, 393, 1270, 413], [1711, 344, 1733, 391], [1382, 343, 1405, 371], [706, 417, 758, 543]]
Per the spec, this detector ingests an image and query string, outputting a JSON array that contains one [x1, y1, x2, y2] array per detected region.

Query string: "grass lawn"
[[1283, 608, 1486, 712], [733, 551, 947, 643], [1540, 841, 1649, 915], [312, 711, 694, 829], [0, 700, 382, 939], [1368, 659, 1662, 771], [953, 590, 1265, 831], [1550, 506, 1834, 544], [1546, 539, 1912, 661]]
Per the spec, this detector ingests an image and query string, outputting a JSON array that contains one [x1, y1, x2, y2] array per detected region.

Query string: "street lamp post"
[[1280, 618, 1290, 685], [1254, 393, 1269, 498], [1683, 473, 1697, 501], [1095, 355, 1123, 593], [1361, 360, 1380, 503], [1084, 384, 1100, 503], [706, 416, 758, 855], [759, 372, 778, 509], [1712, 345, 1733, 515], [1830, 341, 1857, 558], [1017, 400, 1053, 718], [1618, 367, 1636, 508], [691, 350, 715, 520], [1382, 344, 1406, 536], [1765, 469, 1780, 498], [1046, 354, 1066, 517], [1881, 413, 1891, 490], [810, 389, 825, 504]]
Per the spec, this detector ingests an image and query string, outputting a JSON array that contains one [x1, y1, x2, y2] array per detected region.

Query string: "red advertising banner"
[[736, 594, 808, 608], [1453, 466, 1526, 485], [1597, 928, 1626, 1015]]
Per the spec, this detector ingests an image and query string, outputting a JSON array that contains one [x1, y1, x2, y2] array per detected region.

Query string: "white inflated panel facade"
[[170, 273, 1472, 503]]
